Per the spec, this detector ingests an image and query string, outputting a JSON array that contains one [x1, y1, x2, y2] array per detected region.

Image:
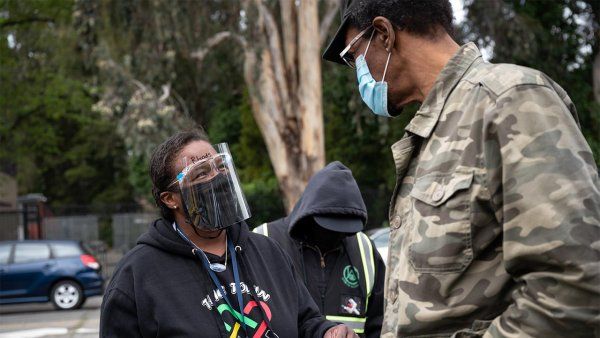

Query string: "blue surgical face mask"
[[356, 31, 392, 117]]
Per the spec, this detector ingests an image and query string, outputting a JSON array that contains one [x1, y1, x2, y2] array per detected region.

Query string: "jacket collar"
[[405, 42, 482, 138]]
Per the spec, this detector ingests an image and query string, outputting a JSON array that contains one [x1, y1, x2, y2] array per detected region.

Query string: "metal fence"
[[0, 210, 20, 241], [43, 215, 99, 242], [0, 207, 159, 279], [112, 212, 157, 253]]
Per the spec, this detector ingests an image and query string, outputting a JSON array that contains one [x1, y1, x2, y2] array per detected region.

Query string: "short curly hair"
[[149, 129, 209, 222], [348, 0, 454, 39]]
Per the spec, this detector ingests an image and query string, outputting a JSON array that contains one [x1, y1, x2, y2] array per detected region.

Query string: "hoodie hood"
[[288, 161, 367, 239], [137, 218, 250, 258]]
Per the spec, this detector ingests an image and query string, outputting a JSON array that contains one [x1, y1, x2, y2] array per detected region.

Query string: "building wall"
[[0, 173, 17, 211]]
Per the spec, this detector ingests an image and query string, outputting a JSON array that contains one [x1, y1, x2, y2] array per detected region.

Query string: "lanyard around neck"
[[174, 223, 247, 336]]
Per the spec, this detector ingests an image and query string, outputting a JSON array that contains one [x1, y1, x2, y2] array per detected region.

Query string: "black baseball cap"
[[313, 214, 364, 234], [322, 0, 359, 65]]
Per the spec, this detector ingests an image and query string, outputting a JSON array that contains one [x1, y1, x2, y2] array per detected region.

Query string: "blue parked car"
[[0, 240, 104, 310]]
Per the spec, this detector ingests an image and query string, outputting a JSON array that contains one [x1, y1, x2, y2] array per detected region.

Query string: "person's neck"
[[176, 218, 227, 256], [405, 35, 460, 102]]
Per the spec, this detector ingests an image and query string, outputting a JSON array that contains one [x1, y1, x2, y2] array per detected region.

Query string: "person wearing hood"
[[253, 161, 385, 338], [100, 130, 358, 338]]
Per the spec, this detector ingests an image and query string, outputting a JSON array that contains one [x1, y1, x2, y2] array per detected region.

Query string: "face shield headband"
[[175, 143, 251, 231]]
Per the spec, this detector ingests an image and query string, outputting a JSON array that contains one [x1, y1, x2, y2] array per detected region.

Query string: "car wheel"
[[50, 280, 84, 310]]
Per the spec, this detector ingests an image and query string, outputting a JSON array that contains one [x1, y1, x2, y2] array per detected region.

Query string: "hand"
[[324, 324, 359, 338]]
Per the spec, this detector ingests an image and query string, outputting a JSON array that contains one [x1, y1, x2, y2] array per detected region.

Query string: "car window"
[[0, 244, 11, 264], [373, 231, 389, 247], [51, 243, 82, 258], [14, 243, 51, 264]]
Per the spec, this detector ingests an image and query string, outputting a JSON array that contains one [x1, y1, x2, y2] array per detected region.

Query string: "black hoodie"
[[256, 162, 385, 338], [100, 219, 336, 337]]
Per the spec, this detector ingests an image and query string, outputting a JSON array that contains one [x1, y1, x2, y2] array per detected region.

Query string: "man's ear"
[[372, 16, 396, 53], [160, 191, 179, 210]]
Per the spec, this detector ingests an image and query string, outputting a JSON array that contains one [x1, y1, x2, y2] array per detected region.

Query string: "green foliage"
[[206, 96, 243, 145], [95, 0, 244, 124], [0, 0, 134, 208], [207, 90, 285, 227], [2, 0, 596, 232], [235, 93, 286, 226], [98, 215, 113, 248], [464, 0, 599, 165], [242, 176, 285, 228], [322, 61, 414, 229], [126, 154, 152, 205], [90, 0, 247, 209]]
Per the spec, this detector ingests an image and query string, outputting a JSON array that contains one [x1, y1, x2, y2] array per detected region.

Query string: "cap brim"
[[322, 17, 350, 65], [313, 215, 363, 233]]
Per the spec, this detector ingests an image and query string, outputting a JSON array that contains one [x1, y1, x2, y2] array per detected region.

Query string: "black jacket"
[[100, 219, 336, 337], [255, 162, 385, 338]]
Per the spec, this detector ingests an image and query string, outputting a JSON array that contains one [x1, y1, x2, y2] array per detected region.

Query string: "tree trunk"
[[192, 0, 339, 212], [298, 0, 325, 185]]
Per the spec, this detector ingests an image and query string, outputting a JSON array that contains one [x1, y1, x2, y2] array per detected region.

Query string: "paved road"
[[0, 296, 102, 338]]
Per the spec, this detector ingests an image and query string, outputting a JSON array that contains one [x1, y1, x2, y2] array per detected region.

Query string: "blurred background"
[[0, 0, 598, 336]]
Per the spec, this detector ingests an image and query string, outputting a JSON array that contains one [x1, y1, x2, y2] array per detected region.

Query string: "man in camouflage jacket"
[[322, 0, 600, 336]]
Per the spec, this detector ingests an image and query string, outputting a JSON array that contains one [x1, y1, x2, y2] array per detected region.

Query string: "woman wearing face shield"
[[100, 130, 357, 338]]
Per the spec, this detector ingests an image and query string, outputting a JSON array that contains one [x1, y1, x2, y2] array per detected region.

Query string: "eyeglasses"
[[339, 26, 373, 68], [167, 153, 231, 189]]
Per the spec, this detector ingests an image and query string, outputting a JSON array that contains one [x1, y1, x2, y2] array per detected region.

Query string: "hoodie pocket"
[[408, 170, 474, 273]]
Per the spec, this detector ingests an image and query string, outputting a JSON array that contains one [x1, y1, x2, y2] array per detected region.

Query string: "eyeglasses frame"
[[339, 26, 373, 68]]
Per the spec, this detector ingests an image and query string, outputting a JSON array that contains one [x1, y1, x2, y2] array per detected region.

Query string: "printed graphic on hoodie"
[[202, 281, 277, 338], [341, 265, 360, 288], [340, 295, 362, 315]]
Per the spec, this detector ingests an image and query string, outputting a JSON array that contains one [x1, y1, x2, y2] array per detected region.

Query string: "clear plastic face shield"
[[176, 143, 251, 231]]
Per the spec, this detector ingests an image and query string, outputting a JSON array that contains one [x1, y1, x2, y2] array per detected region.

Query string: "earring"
[[172, 206, 178, 210]]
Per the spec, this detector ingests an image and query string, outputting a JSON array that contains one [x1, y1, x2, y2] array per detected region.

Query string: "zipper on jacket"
[[304, 243, 324, 268], [303, 243, 342, 311], [304, 243, 327, 310], [304, 243, 340, 268]]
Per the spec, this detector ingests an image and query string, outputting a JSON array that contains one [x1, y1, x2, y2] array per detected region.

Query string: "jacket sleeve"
[[297, 278, 338, 338], [471, 84, 600, 337], [100, 287, 142, 337], [364, 241, 385, 338]]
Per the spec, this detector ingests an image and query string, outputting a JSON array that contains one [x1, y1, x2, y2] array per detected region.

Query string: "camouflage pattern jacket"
[[383, 42, 600, 337]]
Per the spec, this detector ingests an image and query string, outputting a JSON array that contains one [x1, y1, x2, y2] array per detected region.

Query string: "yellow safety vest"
[[253, 223, 376, 334]]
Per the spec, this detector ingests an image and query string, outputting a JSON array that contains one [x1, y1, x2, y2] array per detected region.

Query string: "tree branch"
[[0, 17, 54, 28], [255, 0, 292, 120], [319, 0, 341, 47], [279, 0, 298, 93], [190, 31, 248, 64]]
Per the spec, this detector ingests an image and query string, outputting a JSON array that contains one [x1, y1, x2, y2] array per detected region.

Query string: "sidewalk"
[[0, 297, 102, 338]]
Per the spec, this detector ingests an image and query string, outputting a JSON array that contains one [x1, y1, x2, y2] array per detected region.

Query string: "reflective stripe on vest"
[[356, 232, 376, 301], [253, 223, 269, 236], [254, 224, 376, 333], [333, 232, 376, 331], [325, 315, 366, 334]]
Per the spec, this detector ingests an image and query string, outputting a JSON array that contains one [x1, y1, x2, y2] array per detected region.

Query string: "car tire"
[[50, 280, 85, 310]]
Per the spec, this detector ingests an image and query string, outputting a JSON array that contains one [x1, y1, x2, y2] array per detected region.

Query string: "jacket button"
[[432, 187, 444, 202], [391, 215, 402, 228], [390, 287, 398, 304]]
